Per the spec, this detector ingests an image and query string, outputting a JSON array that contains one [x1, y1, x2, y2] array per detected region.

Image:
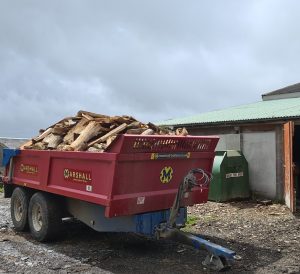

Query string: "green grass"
[[186, 215, 199, 227], [0, 183, 3, 193]]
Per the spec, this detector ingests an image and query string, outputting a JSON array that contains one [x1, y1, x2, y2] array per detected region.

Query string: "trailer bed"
[[4, 135, 219, 218]]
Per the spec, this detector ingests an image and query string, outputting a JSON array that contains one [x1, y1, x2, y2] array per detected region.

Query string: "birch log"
[[69, 121, 102, 151]]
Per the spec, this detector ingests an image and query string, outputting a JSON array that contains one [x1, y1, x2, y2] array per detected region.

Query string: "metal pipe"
[[8, 157, 14, 182]]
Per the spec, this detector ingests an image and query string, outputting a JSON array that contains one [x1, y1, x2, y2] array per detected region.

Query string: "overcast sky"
[[1, 1, 300, 137]]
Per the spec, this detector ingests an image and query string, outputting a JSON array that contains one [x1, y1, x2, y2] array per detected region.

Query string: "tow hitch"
[[155, 169, 237, 271]]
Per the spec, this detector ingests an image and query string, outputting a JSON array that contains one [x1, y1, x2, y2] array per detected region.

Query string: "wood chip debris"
[[20, 110, 188, 152]]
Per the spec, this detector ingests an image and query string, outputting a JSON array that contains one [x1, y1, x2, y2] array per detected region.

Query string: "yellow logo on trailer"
[[160, 166, 173, 184]]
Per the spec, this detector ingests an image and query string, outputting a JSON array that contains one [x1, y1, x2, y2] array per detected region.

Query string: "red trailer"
[[1, 134, 236, 270]]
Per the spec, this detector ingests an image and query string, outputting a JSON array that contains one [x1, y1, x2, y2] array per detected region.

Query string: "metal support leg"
[[156, 226, 236, 271]]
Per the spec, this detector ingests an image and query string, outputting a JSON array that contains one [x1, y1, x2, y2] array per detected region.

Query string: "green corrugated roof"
[[160, 97, 300, 126]]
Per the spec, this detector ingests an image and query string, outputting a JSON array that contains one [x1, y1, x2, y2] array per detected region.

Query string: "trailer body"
[[3, 135, 218, 218]]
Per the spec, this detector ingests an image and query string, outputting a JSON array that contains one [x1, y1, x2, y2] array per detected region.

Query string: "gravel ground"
[[0, 193, 300, 273], [188, 201, 300, 274]]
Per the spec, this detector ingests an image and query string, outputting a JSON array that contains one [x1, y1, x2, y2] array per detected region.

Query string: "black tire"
[[28, 192, 63, 242], [11, 187, 30, 231]]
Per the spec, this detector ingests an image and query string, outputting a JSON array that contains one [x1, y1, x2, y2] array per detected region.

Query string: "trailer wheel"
[[11, 187, 30, 231], [28, 192, 63, 242]]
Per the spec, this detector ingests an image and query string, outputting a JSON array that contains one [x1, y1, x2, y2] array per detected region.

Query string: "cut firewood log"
[[106, 135, 117, 146], [77, 110, 109, 119], [56, 143, 66, 151], [33, 127, 53, 143], [19, 139, 33, 149], [110, 116, 136, 124], [106, 136, 117, 150], [43, 134, 63, 149], [147, 122, 160, 133], [159, 127, 172, 135], [141, 129, 154, 135], [176, 127, 188, 136], [63, 118, 89, 144], [93, 118, 115, 125], [22, 111, 184, 152], [88, 147, 101, 152], [88, 123, 127, 147], [69, 121, 103, 151], [64, 119, 77, 127], [30, 142, 47, 150], [57, 144, 74, 151], [88, 143, 107, 152], [73, 119, 90, 135], [52, 125, 71, 135], [126, 128, 145, 135], [127, 121, 143, 129], [94, 143, 106, 149], [95, 125, 111, 133], [64, 145, 75, 151], [81, 113, 94, 121]]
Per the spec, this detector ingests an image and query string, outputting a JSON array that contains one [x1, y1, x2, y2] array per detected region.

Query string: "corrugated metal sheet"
[[262, 82, 300, 96], [160, 97, 300, 126]]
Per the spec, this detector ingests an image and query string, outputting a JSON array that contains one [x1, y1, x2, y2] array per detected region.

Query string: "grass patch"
[[186, 215, 199, 227], [0, 183, 3, 193]]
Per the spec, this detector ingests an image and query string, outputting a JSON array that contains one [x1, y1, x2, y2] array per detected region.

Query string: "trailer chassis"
[[2, 149, 236, 271]]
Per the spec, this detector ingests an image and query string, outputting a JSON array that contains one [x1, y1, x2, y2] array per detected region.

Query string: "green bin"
[[208, 150, 250, 202]]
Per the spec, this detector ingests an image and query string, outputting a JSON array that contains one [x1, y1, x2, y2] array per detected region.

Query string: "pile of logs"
[[20, 110, 188, 152]]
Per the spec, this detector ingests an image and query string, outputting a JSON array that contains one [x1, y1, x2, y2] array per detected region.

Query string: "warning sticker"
[[137, 196, 145, 205], [225, 172, 244, 179]]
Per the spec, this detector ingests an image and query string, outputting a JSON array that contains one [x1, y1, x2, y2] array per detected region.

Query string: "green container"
[[208, 150, 250, 202]]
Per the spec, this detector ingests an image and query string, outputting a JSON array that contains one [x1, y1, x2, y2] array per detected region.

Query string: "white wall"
[[242, 132, 277, 198], [191, 128, 279, 199]]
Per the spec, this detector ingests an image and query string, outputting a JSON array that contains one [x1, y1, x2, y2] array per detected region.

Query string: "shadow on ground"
[[21, 221, 282, 274]]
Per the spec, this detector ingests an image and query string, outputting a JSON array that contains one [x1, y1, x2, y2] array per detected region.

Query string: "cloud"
[[1, 0, 300, 137]]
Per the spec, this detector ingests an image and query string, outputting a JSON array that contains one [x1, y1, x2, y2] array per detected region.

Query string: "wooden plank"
[[110, 116, 136, 124], [88, 123, 127, 147], [69, 121, 103, 151], [81, 113, 94, 121], [106, 135, 117, 146], [77, 110, 109, 119], [63, 118, 89, 144], [283, 121, 295, 212], [33, 128, 53, 142], [19, 140, 33, 149], [93, 117, 113, 124]]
